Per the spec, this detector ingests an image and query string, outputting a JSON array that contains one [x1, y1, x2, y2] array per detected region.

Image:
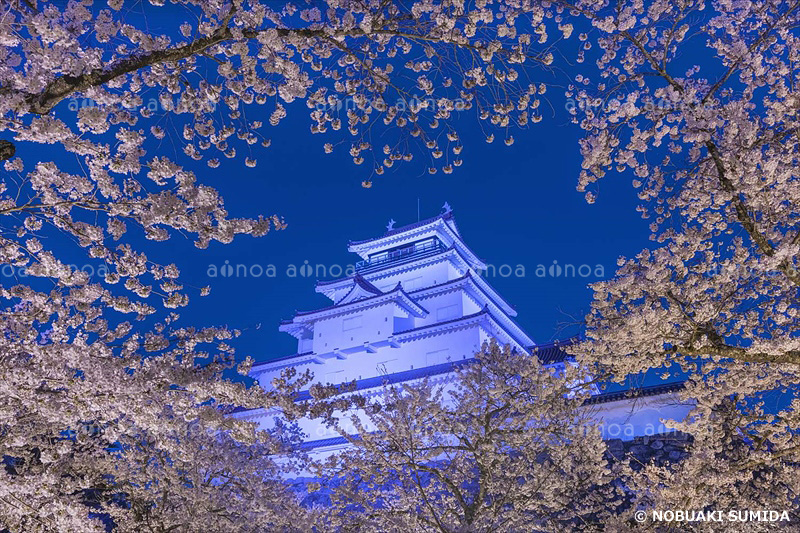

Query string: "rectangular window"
[[436, 304, 459, 321], [324, 370, 344, 384], [342, 315, 362, 331], [426, 348, 450, 366]]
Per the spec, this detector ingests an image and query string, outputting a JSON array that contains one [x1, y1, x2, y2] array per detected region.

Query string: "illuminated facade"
[[235, 206, 691, 453]]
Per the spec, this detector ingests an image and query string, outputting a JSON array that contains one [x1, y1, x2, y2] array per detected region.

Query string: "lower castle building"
[[234, 206, 691, 457]]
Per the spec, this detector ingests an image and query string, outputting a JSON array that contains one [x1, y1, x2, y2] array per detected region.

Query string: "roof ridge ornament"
[[442, 201, 452, 214], [386, 218, 396, 231]]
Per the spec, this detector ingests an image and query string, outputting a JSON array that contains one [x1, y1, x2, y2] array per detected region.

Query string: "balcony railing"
[[355, 240, 447, 272]]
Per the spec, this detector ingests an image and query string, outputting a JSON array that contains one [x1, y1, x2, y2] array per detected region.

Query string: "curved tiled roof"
[[291, 283, 426, 318], [349, 212, 455, 246], [385, 211, 455, 237], [529, 338, 579, 364], [334, 274, 384, 305], [353, 274, 382, 294], [583, 381, 686, 405]]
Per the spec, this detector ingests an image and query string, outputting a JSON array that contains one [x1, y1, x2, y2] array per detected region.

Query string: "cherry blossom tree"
[[0, 308, 314, 532], [561, 0, 800, 512], [0, 0, 569, 185], [567, 0, 800, 374], [312, 343, 619, 532], [617, 389, 800, 532], [109, 415, 314, 533]]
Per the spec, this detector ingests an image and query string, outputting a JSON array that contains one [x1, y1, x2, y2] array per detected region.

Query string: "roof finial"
[[386, 218, 396, 231], [442, 201, 452, 214]]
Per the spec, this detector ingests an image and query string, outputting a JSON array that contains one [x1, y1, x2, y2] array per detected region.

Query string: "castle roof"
[[346, 211, 486, 270], [531, 338, 578, 364], [348, 211, 459, 245], [335, 274, 383, 305], [318, 270, 519, 317], [279, 282, 428, 339], [254, 309, 539, 374]]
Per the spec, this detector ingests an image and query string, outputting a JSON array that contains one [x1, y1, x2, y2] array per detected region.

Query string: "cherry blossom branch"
[[701, 0, 800, 105], [671, 343, 800, 366], [705, 140, 800, 286], [19, 20, 545, 117]]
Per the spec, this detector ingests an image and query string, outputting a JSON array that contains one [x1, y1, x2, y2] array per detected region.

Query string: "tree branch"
[[21, 25, 322, 115], [671, 343, 800, 366], [705, 140, 800, 286]]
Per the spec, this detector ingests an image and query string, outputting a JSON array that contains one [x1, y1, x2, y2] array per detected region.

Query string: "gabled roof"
[[280, 284, 428, 338], [385, 211, 458, 237], [294, 283, 425, 318], [321, 271, 518, 315], [336, 275, 383, 305]]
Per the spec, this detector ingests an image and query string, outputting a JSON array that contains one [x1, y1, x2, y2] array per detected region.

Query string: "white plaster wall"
[[589, 394, 694, 441], [410, 289, 465, 328], [367, 260, 458, 292], [311, 302, 394, 354], [253, 324, 485, 391]]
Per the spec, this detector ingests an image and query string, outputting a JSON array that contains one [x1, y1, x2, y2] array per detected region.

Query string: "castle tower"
[[236, 206, 691, 452], [253, 206, 537, 390]]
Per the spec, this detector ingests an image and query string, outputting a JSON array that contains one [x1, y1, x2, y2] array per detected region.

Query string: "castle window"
[[436, 304, 459, 321], [426, 348, 450, 366], [342, 315, 362, 331]]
